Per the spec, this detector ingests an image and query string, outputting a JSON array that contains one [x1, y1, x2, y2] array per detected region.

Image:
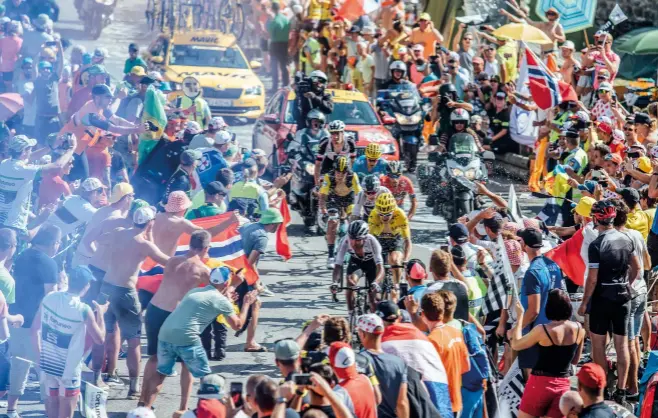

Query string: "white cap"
[[561, 40, 575, 50], [251, 148, 266, 157], [411, 44, 424, 52], [189, 134, 214, 150], [133, 206, 156, 225], [214, 130, 232, 145], [81, 177, 106, 192]]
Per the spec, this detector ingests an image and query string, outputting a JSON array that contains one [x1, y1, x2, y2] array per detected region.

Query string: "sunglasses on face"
[[464, 38, 473, 42], [388, 174, 400, 179], [379, 212, 393, 219], [366, 191, 378, 196], [367, 158, 378, 163]]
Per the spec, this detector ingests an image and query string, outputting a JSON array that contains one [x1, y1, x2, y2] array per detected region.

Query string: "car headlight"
[[452, 168, 464, 177], [465, 168, 477, 180], [244, 85, 263, 96], [304, 162, 315, 175], [380, 143, 396, 154], [394, 113, 421, 124]]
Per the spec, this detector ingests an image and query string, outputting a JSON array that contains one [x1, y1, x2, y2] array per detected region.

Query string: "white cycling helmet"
[[328, 120, 345, 132]]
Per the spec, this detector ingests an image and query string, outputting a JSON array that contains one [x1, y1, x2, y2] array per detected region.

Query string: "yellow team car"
[[162, 31, 265, 120]]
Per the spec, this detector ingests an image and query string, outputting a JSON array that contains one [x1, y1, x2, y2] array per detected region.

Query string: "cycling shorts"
[[346, 257, 378, 284], [377, 235, 404, 255], [588, 297, 629, 337]]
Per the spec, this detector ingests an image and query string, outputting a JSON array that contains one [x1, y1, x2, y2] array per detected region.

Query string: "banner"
[[79, 381, 108, 418]]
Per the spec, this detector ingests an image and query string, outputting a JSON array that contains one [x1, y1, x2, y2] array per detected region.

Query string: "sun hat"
[[259, 208, 283, 225], [109, 182, 134, 204], [164, 191, 192, 213], [130, 66, 146, 77], [573, 196, 596, 218], [68, 265, 96, 291]]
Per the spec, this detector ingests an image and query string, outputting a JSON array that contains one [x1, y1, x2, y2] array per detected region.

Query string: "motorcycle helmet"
[[590, 199, 616, 225], [334, 155, 349, 172], [306, 109, 326, 127], [363, 174, 381, 193], [386, 160, 403, 177], [389, 60, 407, 79], [450, 109, 470, 129], [375, 192, 397, 214], [348, 220, 369, 239], [328, 120, 345, 133], [365, 143, 382, 159], [439, 83, 457, 102], [309, 70, 328, 86]]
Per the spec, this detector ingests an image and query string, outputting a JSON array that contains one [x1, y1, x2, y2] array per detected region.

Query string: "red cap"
[[408, 263, 427, 280], [196, 399, 226, 418], [605, 153, 623, 165], [577, 363, 607, 389]]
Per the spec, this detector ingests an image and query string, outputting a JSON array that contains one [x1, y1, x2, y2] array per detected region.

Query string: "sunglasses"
[[464, 38, 473, 42], [454, 121, 466, 125], [379, 212, 393, 218], [388, 174, 400, 179], [597, 89, 610, 94], [367, 158, 378, 163]]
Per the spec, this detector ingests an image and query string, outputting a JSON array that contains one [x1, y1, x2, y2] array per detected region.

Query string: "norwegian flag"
[[520, 45, 562, 110]]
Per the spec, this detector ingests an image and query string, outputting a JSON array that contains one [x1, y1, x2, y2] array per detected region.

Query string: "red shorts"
[[519, 374, 570, 418]]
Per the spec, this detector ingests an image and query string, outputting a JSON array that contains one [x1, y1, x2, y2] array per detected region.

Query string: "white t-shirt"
[[40, 291, 92, 380], [0, 159, 41, 231], [625, 228, 648, 297], [580, 222, 598, 286], [47, 195, 97, 237]]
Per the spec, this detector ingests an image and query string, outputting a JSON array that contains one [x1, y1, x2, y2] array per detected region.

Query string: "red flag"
[[558, 81, 578, 103], [276, 197, 293, 260], [545, 228, 585, 286]]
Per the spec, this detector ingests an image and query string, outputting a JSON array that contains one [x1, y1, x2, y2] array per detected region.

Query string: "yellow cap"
[[574, 197, 596, 218], [418, 12, 431, 21], [638, 156, 652, 174], [130, 66, 146, 76], [109, 182, 134, 204]]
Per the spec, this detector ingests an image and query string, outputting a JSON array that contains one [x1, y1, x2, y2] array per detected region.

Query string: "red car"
[[252, 88, 400, 168]]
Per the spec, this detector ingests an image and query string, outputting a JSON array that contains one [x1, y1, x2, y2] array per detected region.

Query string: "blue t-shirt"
[[361, 350, 408, 418], [196, 149, 228, 187], [352, 155, 388, 178], [239, 222, 269, 257], [520, 256, 564, 332], [408, 284, 427, 301]]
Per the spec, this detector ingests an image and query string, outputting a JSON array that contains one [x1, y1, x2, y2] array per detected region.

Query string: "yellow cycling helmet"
[[375, 192, 396, 214], [334, 155, 349, 172], [365, 143, 382, 159]]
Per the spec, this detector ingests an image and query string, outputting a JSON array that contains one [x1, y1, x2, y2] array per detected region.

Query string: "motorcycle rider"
[[352, 174, 391, 220], [380, 161, 417, 220], [441, 109, 484, 152], [294, 70, 334, 130], [319, 156, 362, 269], [314, 120, 356, 185], [288, 109, 329, 162], [435, 83, 473, 148], [352, 143, 389, 178], [381, 60, 413, 89]]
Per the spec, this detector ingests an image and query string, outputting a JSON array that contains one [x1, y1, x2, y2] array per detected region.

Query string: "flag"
[[507, 184, 523, 224], [276, 197, 292, 260], [482, 235, 515, 316], [495, 359, 525, 418], [536, 197, 564, 226], [522, 45, 561, 110], [141, 87, 167, 140], [336, 0, 383, 22], [137, 213, 259, 295], [381, 323, 453, 418], [418, 79, 442, 98], [545, 228, 586, 286], [609, 4, 628, 26]]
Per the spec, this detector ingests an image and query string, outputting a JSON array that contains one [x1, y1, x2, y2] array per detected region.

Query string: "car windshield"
[[169, 45, 248, 69], [285, 100, 379, 125], [450, 134, 478, 155]]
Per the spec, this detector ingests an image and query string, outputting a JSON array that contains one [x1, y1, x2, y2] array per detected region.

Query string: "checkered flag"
[[482, 235, 513, 316], [495, 359, 525, 418]]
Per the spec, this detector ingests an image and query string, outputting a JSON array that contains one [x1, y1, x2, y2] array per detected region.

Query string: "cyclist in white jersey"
[[352, 174, 390, 220]]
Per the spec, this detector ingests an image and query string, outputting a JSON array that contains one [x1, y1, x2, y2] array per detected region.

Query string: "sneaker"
[[104, 371, 124, 386], [118, 349, 127, 360], [626, 392, 640, 403], [6, 410, 20, 418], [326, 257, 335, 269], [213, 350, 226, 361], [259, 284, 275, 297], [612, 388, 627, 404]]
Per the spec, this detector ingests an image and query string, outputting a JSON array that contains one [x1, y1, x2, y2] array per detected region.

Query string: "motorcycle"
[[283, 133, 322, 228], [80, 0, 117, 40], [424, 133, 495, 223], [377, 84, 430, 171]]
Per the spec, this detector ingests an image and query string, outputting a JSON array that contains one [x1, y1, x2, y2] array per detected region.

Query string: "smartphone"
[[627, 151, 641, 159], [230, 382, 244, 408], [97, 293, 109, 305], [599, 181, 609, 188], [292, 373, 312, 386], [591, 170, 602, 180], [440, 245, 449, 252]]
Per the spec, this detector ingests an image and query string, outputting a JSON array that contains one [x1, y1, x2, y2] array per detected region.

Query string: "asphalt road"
[[9, 2, 544, 417]]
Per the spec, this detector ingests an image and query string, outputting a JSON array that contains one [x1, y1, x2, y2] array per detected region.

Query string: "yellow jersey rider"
[[319, 156, 361, 268], [367, 192, 412, 293]]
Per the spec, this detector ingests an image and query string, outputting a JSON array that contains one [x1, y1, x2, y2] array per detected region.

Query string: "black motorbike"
[[79, 0, 117, 40], [424, 133, 495, 223], [283, 133, 322, 228]]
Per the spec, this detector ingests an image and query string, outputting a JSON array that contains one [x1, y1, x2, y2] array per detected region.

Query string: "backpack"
[[459, 319, 490, 392]]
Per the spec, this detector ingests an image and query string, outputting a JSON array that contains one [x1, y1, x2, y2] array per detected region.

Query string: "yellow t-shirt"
[[368, 207, 410, 239], [626, 208, 650, 240]]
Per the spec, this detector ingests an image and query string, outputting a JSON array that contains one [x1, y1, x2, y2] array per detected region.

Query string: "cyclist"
[[368, 192, 412, 296], [352, 143, 389, 178], [380, 160, 417, 220], [314, 120, 356, 185], [288, 109, 329, 162], [319, 156, 362, 268], [352, 174, 390, 220], [332, 220, 385, 313]]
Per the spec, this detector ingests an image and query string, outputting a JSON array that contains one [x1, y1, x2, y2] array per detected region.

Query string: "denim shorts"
[[628, 294, 647, 340], [157, 340, 211, 378]]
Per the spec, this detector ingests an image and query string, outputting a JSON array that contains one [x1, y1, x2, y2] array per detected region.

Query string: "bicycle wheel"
[[230, 3, 245, 41]]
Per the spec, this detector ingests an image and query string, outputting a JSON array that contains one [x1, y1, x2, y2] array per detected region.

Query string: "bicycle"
[[332, 284, 370, 349]]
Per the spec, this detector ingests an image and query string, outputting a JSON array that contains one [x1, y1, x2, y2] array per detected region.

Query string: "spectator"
[[424, 249, 470, 322], [328, 342, 377, 418], [0, 21, 22, 92], [0, 229, 16, 302], [356, 42, 375, 96], [576, 363, 616, 418], [124, 43, 147, 74], [267, 1, 290, 92], [33, 39, 64, 144], [20, 14, 54, 60], [408, 13, 443, 60], [186, 181, 228, 220]]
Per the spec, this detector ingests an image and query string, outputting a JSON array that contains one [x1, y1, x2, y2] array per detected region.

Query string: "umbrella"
[[0, 93, 23, 122], [535, 0, 596, 33], [616, 28, 658, 55], [492, 23, 552, 45]]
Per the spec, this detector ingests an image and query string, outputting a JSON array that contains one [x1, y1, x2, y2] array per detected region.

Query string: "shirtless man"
[[96, 206, 170, 399], [139, 230, 223, 411]]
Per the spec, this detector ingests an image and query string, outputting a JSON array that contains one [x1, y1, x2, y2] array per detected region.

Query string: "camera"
[[295, 71, 313, 96], [300, 350, 328, 372], [628, 151, 641, 159]]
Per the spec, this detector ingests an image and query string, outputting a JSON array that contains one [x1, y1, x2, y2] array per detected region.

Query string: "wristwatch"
[[276, 396, 287, 404]]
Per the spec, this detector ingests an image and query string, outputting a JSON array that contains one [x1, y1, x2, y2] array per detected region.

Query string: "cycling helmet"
[[334, 155, 349, 172], [375, 192, 396, 214], [306, 109, 326, 126], [386, 160, 403, 176], [365, 143, 382, 159], [389, 60, 407, 78], [590, 199, 616, 224], [348, 220, 369, 239], [328, 120, 345, 132], [309, 70, 328, 84], [363, 174, 381, 192]]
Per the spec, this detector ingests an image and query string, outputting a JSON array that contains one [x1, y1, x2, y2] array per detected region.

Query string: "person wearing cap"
[[357, 313, 410, 418], [274, 338, 304, 382], [327, 341, 377, 418], [619, 187, 650, 239], [179, 373, 227, 418], [576, 363, 615, 417], [267, 1, 290, 92], [559, 40, 580, 86], [408, 12, 442, 60], [85, 130, 119, 187], [448, 222, 493, 272], [450, 245, 487, 319], [509, 227, 564, 373], [32, 265, 108, 418], [423, 249, 470, 323], [403, 259, 428, 302], [186, 182, 228, 220], [16, 57, 36, 136], [160, 149, 202, 207], [228, 158, 270, 218], [124, 43, 147, 75], [149, 265, 257, 407], [65, 64, 108, 118], [581, 31, 620, 89], [489, 90, 518, 154], [591, 82, 622, 125], [499, 6, 564, 54], [93, 205, 170, 396], [46, 176, 107, 238], [34, 36, 64, 144], [634, 112, 657, 144], [189, 131, 230, 191], [19, 13, 53, 59]]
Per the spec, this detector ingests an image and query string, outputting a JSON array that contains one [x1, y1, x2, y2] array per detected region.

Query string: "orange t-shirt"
[[86, 144, 111, 181], [409, 27, 441, 59], [340, 374, 377, 418], [428, 324, 470, 412], [38, 174, 71, 209]]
